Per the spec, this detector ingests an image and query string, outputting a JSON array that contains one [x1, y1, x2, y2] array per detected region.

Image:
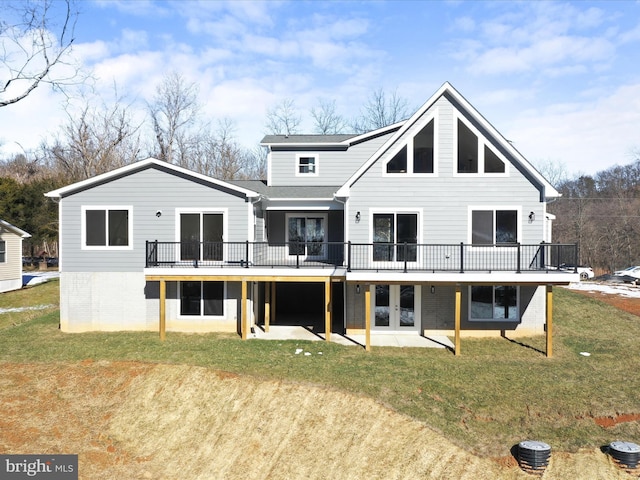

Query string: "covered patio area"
[[249, 325, 454, 349]]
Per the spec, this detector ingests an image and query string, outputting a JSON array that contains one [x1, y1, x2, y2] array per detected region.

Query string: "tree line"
[[549, 156, 640, 274]]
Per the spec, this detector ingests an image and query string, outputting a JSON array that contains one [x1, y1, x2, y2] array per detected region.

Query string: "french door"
[[287, 215, 326, 258], [371, 284, 421, 332]]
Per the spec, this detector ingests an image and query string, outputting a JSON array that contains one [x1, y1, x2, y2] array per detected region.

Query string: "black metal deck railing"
[[145, 240, 578, 274]]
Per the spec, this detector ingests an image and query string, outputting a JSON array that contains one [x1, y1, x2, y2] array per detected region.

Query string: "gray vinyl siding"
[[59, 166, 251, 273], [347, 97, 547, 246], [269, 132, 395, 186]]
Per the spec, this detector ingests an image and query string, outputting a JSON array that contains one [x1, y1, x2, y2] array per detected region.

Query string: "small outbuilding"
[[0, 219, 31, 293]]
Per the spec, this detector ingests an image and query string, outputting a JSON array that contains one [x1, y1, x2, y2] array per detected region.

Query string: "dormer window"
[[296, 154, 318, 176], [456, 118, 506, 175], [385, 118, 435, 175]]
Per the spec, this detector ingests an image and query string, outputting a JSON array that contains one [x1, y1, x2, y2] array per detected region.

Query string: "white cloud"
[[506, 82, 640, 174]]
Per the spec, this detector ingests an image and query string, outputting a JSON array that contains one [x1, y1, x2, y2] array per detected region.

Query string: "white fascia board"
[[264, 199, 341, 211], [344, 121, 405, 145], [345, 271, 579, 284], [0, 219, 31, 238], [45, 158, 260, 199]]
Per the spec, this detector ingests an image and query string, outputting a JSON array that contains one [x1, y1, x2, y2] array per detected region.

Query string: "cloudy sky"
[[1, 0, 640, 177]]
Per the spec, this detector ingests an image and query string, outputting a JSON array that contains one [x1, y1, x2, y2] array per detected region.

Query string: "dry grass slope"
[[0, 361, 633, 480]]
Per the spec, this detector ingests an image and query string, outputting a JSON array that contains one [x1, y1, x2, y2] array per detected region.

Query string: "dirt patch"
[[0, 362, 633, 479], [593, 413, 640, 428]]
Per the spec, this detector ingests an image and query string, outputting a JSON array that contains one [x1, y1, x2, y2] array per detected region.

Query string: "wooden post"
[[546, 285, 553, 358], [325, 279, 331, 342], [241, 280, 248, 340], [264, 281, 271, 333], [454, 285, 461, 356], [271, 282, 277, 325], [365, 286, 371, 352], [159, 279, 166, 341]]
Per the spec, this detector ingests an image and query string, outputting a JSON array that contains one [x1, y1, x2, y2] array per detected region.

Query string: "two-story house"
[[46, 82, 579, 353]]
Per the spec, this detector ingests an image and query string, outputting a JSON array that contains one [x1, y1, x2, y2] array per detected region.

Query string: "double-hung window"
[[180, 281, 224, 317], [82, 206, 132, 249], [470, 285, 519, 321], [471, 209, 518, 245], [0, 240, 5, 262], [296, 154, 318, 176]]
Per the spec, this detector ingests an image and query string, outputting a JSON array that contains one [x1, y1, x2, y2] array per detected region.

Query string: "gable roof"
[[0, 219, 31, 238], [260, 122, 403, 148], [335, 82, 560, 200], [45, 158, 261, 199], [228, 180, 339, 200]]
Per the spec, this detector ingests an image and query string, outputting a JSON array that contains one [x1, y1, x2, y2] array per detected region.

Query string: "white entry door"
[[371, 285, 421, 332]]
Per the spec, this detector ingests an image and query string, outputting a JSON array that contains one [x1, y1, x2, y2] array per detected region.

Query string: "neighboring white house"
[[46, 82, 580, 352], [0, 219, 31, 293]]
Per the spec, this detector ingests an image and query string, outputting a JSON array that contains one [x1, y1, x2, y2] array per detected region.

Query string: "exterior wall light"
[[528, 211, 535, 223], [355, 211, 361, 222]]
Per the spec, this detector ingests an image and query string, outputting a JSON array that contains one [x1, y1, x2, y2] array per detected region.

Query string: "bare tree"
[[534, 158, 569, 188], [265, 98, 301, 135], [47, 92, 143, 182], [0, 0, 79, 107], [310, 98, 348, 134], [148, 71, 201, 165], [351, 88, 410, 133], [189, 119, 265, 180]]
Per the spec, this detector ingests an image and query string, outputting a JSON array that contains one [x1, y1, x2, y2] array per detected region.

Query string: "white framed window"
[[296, 154, 319, 176], [454, 115, 508, 176], [0, 240, 5, 263], [469, 285, 519, 321], [384, 114, 438, 176], [469, 207, 520, 245], [370, 209, 421, 263], [180, 281, 225, 317], [285, 213, 327, 257], [81, 206, 133, 250], [177, 210, 226, 262]]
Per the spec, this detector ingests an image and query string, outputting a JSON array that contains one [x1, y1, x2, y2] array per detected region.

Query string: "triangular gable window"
[[456, 117, 508, 175], [385, 118, 435, 175], [386, 146, 407, 173], [484, 145, 505, 173]]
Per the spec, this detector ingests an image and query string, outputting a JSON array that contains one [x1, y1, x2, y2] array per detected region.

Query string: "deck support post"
[[546, 285, 553, 358], [264, 281, 271, 332], [241, 280, 248, 340], [365, 286, 371, 352], [159, 279, 166, 341], [454, 284, 461, 356], [271, 282, 277, 325], [325, 279, 331, 342]]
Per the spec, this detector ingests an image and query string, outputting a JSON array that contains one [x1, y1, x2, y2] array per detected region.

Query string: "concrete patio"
[[249, 325, 454, 350]]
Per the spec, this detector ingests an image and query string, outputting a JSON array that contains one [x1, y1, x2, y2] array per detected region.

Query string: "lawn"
[[0, 279, 638, 458]]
